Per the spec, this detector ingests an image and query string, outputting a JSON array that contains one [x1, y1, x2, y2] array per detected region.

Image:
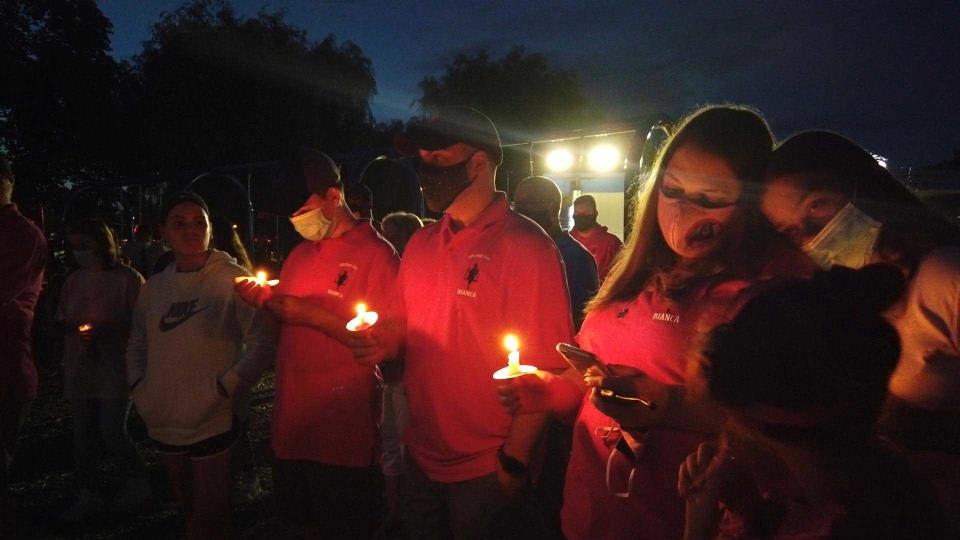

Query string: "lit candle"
[[254, 270, 279, 286], [235, 271, 278, 287], [493, 334, 538, 380], [78, 323, 93, 335], [346, 302, 379, 332]]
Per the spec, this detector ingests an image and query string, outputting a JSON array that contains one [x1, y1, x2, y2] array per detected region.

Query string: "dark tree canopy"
[[417, 46, 596, 142], [133, 0, 378, 174], [0, 0, 121, 205]]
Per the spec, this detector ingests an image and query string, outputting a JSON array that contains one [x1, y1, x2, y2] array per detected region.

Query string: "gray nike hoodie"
[[126, 249, 274, 446]]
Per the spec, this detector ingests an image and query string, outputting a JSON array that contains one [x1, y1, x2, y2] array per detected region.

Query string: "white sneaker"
[[59, 488, 104, 524], [112, 477, 152, 512]]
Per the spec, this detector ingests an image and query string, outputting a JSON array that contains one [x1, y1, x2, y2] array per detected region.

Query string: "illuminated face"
[[761, 175, 849, 246], [292, 193, 331, 219], [656, 144, 741, 259], [162, 202, 210, 257]]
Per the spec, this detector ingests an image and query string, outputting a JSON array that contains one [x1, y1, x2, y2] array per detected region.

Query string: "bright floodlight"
[[588, 144, 621, 172], [546, 149, 574, 172]]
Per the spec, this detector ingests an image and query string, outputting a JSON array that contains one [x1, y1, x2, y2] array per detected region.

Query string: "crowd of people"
[[1, 103, 959, 539]]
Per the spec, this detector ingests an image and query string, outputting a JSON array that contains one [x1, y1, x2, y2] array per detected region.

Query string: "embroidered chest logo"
[[335, 270, 349, 290], [327, 262, 358, 298], [651, 310, 680, 324], [159, 299, 206, 332], [457, 263, 479, 298]]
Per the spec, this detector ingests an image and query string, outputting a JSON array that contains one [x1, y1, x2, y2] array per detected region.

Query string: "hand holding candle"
[[78, 322, 94, 343], [346, 302, 379, 332], [493, 334, 538, 380], [234, 270, 278, 308]]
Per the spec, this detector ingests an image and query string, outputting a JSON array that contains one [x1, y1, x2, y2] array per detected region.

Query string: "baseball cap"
[[161, 191, 210, 223], [407, 106, 503, 165], [275, 148, 342, 216]]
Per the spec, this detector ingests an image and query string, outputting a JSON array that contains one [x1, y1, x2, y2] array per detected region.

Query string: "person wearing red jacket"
[[570, 194, 623, 281], [0, 158, 46, 522]]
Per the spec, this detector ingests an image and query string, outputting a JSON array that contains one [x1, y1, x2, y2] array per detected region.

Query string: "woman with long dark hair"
[[500, 105, 812, 539], [57, 218, 151, 523]]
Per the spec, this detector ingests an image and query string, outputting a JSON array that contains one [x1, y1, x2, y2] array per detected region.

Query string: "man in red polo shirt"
[[351, 108, 575, 539], [571, 194, 623, 280], [0, 158, 45, 529], [236, 149, 399, 539]]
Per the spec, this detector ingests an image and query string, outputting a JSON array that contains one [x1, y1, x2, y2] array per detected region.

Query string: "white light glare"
[[546, 149, 574, 172], [588, 144, 621, 172]]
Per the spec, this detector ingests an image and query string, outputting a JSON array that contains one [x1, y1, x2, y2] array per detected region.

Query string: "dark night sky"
[[99, 0, 960, 167]]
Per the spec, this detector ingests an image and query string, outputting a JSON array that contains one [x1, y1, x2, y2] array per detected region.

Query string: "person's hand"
[[233, 277, 273, 308], [77, 322, 96, 344], [264, 294, 313, 325], [344, 322, 399, 367], [587, 364, 669, 429], [497, 371, 583, 416], [678, 441, 732, 540], [495, 456, 527, 499]]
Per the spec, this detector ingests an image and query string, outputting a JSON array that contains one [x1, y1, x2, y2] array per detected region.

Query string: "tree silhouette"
[[132, 0, 378, 175], [1, 0, 121, 210], [417, 46, 596, 143]]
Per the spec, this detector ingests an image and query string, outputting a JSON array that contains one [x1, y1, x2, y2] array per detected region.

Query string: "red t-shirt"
[[562, 278, 758, 540], [0, 204, 45, 402], [271, 222, 400, 466], [399, 194, 575, 482], [571, 225, 622, 280]]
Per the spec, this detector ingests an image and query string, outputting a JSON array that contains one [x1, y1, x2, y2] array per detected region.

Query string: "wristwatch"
[[497, 446, 528, 478]]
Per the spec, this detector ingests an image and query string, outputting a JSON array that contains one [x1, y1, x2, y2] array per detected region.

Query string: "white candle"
[[346, 302, 379, 332], [493, 334, 537, 380]]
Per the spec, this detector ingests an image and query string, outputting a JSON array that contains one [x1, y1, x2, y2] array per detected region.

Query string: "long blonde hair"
[[588, 105, 778, 312]]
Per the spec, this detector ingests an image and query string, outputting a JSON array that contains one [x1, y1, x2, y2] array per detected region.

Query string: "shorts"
[[273, 459, 383, 538], [153, 428, 239, 458]]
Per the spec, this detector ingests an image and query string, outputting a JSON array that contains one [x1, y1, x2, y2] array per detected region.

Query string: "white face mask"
[[73, 249, 101, 269], [802, 202, 881, 270], [289, 207, 333, 241]]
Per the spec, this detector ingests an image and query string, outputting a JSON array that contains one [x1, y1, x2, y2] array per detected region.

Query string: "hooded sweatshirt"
[[126, 250, 274, 446]]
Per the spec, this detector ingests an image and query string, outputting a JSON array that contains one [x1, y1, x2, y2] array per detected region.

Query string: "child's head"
[[702, 265, 903, 452], [67, 218, 120, 269]]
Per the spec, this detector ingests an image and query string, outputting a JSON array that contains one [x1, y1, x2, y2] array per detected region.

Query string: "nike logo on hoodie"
[[159, 299, 207, 332]]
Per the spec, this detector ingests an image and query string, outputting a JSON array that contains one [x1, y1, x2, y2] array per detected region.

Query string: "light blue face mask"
[[802, 202, 882, 270]]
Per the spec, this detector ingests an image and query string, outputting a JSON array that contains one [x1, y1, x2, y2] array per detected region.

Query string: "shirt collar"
[[438, 192, 510, 237]]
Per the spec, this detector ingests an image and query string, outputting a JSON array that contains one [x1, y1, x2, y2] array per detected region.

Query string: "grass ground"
[[8, 363, 278, 540]]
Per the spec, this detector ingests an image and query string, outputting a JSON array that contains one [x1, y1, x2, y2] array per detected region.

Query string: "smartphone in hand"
[[556, 343, 612, 377]]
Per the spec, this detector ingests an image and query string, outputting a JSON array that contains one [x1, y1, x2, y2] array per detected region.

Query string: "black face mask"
[[418, 153, 475, 213], [572, 214, 597, 231]]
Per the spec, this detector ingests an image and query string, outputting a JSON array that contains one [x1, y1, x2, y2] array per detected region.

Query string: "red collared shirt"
[[271, 221, 400, 466], [399, 194, 575, 482], [0, 204, 45, 402], [571, 225, 623, 280]]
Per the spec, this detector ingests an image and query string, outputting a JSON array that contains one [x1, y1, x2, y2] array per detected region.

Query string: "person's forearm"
[[502, 412, 549, 464], [273, 303, 350, 344]]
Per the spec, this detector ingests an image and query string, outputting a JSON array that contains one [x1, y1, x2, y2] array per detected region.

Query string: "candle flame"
[[503, 334, 519, 352], [356, 303, 367, 316], [255, 271, 267, 285]]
